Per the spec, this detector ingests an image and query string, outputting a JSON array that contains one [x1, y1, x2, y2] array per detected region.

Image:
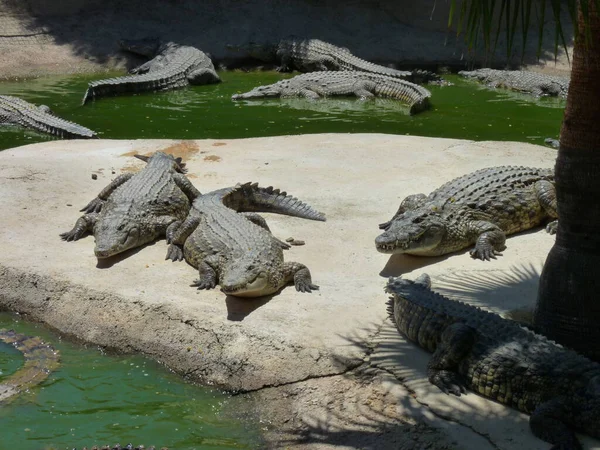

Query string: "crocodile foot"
[[165, 243, 184, 262], [429, 370, 468, 396], [546, 220, 558, 235], [470, 243, 505, 261]]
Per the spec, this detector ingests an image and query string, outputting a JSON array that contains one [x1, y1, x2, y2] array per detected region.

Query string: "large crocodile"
[[375, 166, 557, 260], [232, 71, 432, 114], [82, 38, 221, 104], [60, 152, 200, 259], [0, 329, 60, 403], [55, 444, 167, 450], [166, 182, 326, 297], [228, 38, 444, 84], [386, 274, 600, 449], [0, 95, 96, 139], [459, 68, 570, 98]]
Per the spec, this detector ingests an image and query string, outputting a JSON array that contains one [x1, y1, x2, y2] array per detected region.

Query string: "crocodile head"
[[119, 37, 161, 57], [219, 259, 278, 298], [232, 84, 282, 100], [375, 205, 447, 256]]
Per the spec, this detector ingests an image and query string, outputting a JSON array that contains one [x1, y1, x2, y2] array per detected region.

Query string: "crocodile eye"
[[247, 265, 255, 271], [117, 224, 125, 231], [412, 217, 423, 224]]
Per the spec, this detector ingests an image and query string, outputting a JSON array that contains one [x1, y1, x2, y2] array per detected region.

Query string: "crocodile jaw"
[[220, 272, 276, 298], [94, 224, 144, 259], [375, 228, 444, 255]]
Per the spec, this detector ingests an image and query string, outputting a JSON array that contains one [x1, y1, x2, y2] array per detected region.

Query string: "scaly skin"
[[386, 275, 600, 450], [166, 182, 326, 297], [0, 329, 60, 403], [232, 71, 432, 114], [46, 445, 168, 450], [459, 68, 570, 98], [229, 38, 445, 84], [60, 152, 200, 259], [0, 95, 96, 139], [376, 166, 557, 260], [82, 39, 221, 104]]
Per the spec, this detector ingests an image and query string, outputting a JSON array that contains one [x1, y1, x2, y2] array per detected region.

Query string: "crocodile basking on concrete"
[[0, 95, 96, 139], [82, 38, 221, 104], [0, 329, 60, 404], [459, 68, 570, 98], [60, 152, 200, 259], [232, 71, 432, 114], [229, 38, 444, 84], [375, 166, 557, 260], [386, 274, 600, 449], [166, 182, 326, 297]]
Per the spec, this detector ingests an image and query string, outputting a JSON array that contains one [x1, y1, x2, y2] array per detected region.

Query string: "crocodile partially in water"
[[166, 182, 326, 297], [376, 166, 557, 260], [459, 68, 570, 98], [60, 152, 200, 259], [232, 71, 432, 114], [82, 38, 221, 104], [386, 274, 600, 449], [0, 95, 96, 139], [0, 329, 60, 404]]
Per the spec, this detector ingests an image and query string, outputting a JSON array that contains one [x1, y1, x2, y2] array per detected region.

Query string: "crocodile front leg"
[[80, 173, 134, 213], [191, 255, 220, 290], [467, 220, 507, 261], [534, 179, 559, 234], [428, 322, 475, 396], [59, 213, 99, 241], [283, 262, 319, 293], [165, 216, 200, 261], [530, 398, 582, 450], [172, 173, 201, 202], [187, 68, 221, 85], [240, 212, 291, 249]]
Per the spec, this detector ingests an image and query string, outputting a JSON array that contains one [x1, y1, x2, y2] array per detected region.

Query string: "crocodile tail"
[[223, 182, 326, 221]]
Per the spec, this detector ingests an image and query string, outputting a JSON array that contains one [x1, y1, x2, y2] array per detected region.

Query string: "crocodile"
[[375, 166, 557, 260], [82, 38, 221, 104], [55, 445, 167, 450], [232, 71, 432, 114], [60, 152, 200, 259], [459, 68, 570, 98], [228, 38, 445, 84], [0, 95, 96, 139], [166, 182, 326, 297], [0, 329, 60, 403], [386, 274, 600, 449]]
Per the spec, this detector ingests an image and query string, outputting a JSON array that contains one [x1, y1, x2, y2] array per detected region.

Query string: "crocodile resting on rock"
[[375, 166, 557, 260], [232, 71, 432, 114], [82, 38, 221, 104], [60, 152, 200, 259], [386, 274, 600, 449], [0, 95, 96, 139], [166, 182, 326, 297], [229, 38, 444, 84], [459, 68, 570, 98], [0, 329, 60, 403]]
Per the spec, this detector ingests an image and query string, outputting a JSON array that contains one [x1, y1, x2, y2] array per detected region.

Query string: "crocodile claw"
[[165, 243, 184, 262], [546, 220, 558, 235], [295, 282, 319, 293], [190, 277, 217, 290], [80, 197, 104, 214], [430, 371, 467, 397], [470, 245, 504, 261]]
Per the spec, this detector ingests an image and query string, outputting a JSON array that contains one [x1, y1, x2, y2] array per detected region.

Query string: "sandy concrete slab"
[[1, 134, 597, 449]]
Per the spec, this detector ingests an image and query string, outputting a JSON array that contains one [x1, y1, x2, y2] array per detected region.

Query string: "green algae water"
[[0, 312, 260, 450], [0, 72, 563, 150]]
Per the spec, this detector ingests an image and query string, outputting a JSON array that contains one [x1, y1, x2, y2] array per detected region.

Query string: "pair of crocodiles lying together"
[[1, 37, 570, 139]]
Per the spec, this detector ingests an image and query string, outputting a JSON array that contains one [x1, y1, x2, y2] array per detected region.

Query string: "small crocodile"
[[166, 182, 325, 297], [232, 71, 432, 114], [82, 38, 220, 104], [0, 329, 60, 403], [375, 166, 557, 260], [459, 68, 570, 98], [386, 274, 600, 449], [60, 152, 200, 259], [0, 95, 96, 139]]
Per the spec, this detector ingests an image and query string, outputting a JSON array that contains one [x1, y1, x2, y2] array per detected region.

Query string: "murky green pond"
[[0, 312, 260, 450], [0, 72, 564, 150]]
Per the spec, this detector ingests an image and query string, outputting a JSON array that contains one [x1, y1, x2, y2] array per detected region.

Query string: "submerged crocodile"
[[229, 38, 444, 84], [459, 68, 570, 98], [60, 152, 200, 258], [82, 38, 221, 104], [0, 329, 60, 403], [0, 95, 96, 139], [375, 166, 557, 260], [386, 274, 600, 449], [232, 71, 432, 114], [166, 182, 326, 297]]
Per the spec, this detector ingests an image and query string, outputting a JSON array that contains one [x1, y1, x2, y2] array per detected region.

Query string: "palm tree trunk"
[[534, 2, 600, 359]]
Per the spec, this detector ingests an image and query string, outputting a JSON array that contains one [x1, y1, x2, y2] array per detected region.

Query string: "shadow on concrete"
[[379, 253, 452, 277], [225, 293, 276, 321], [95, 240, 158, 268]]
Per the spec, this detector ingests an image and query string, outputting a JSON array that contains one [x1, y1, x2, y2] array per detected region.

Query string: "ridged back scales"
[[386, 278, 600, 414], [0, 95, 96, 138], [460, 69, 570, 97]]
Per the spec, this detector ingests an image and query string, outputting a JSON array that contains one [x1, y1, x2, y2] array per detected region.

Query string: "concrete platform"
[[0, 134, 597, 449]]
